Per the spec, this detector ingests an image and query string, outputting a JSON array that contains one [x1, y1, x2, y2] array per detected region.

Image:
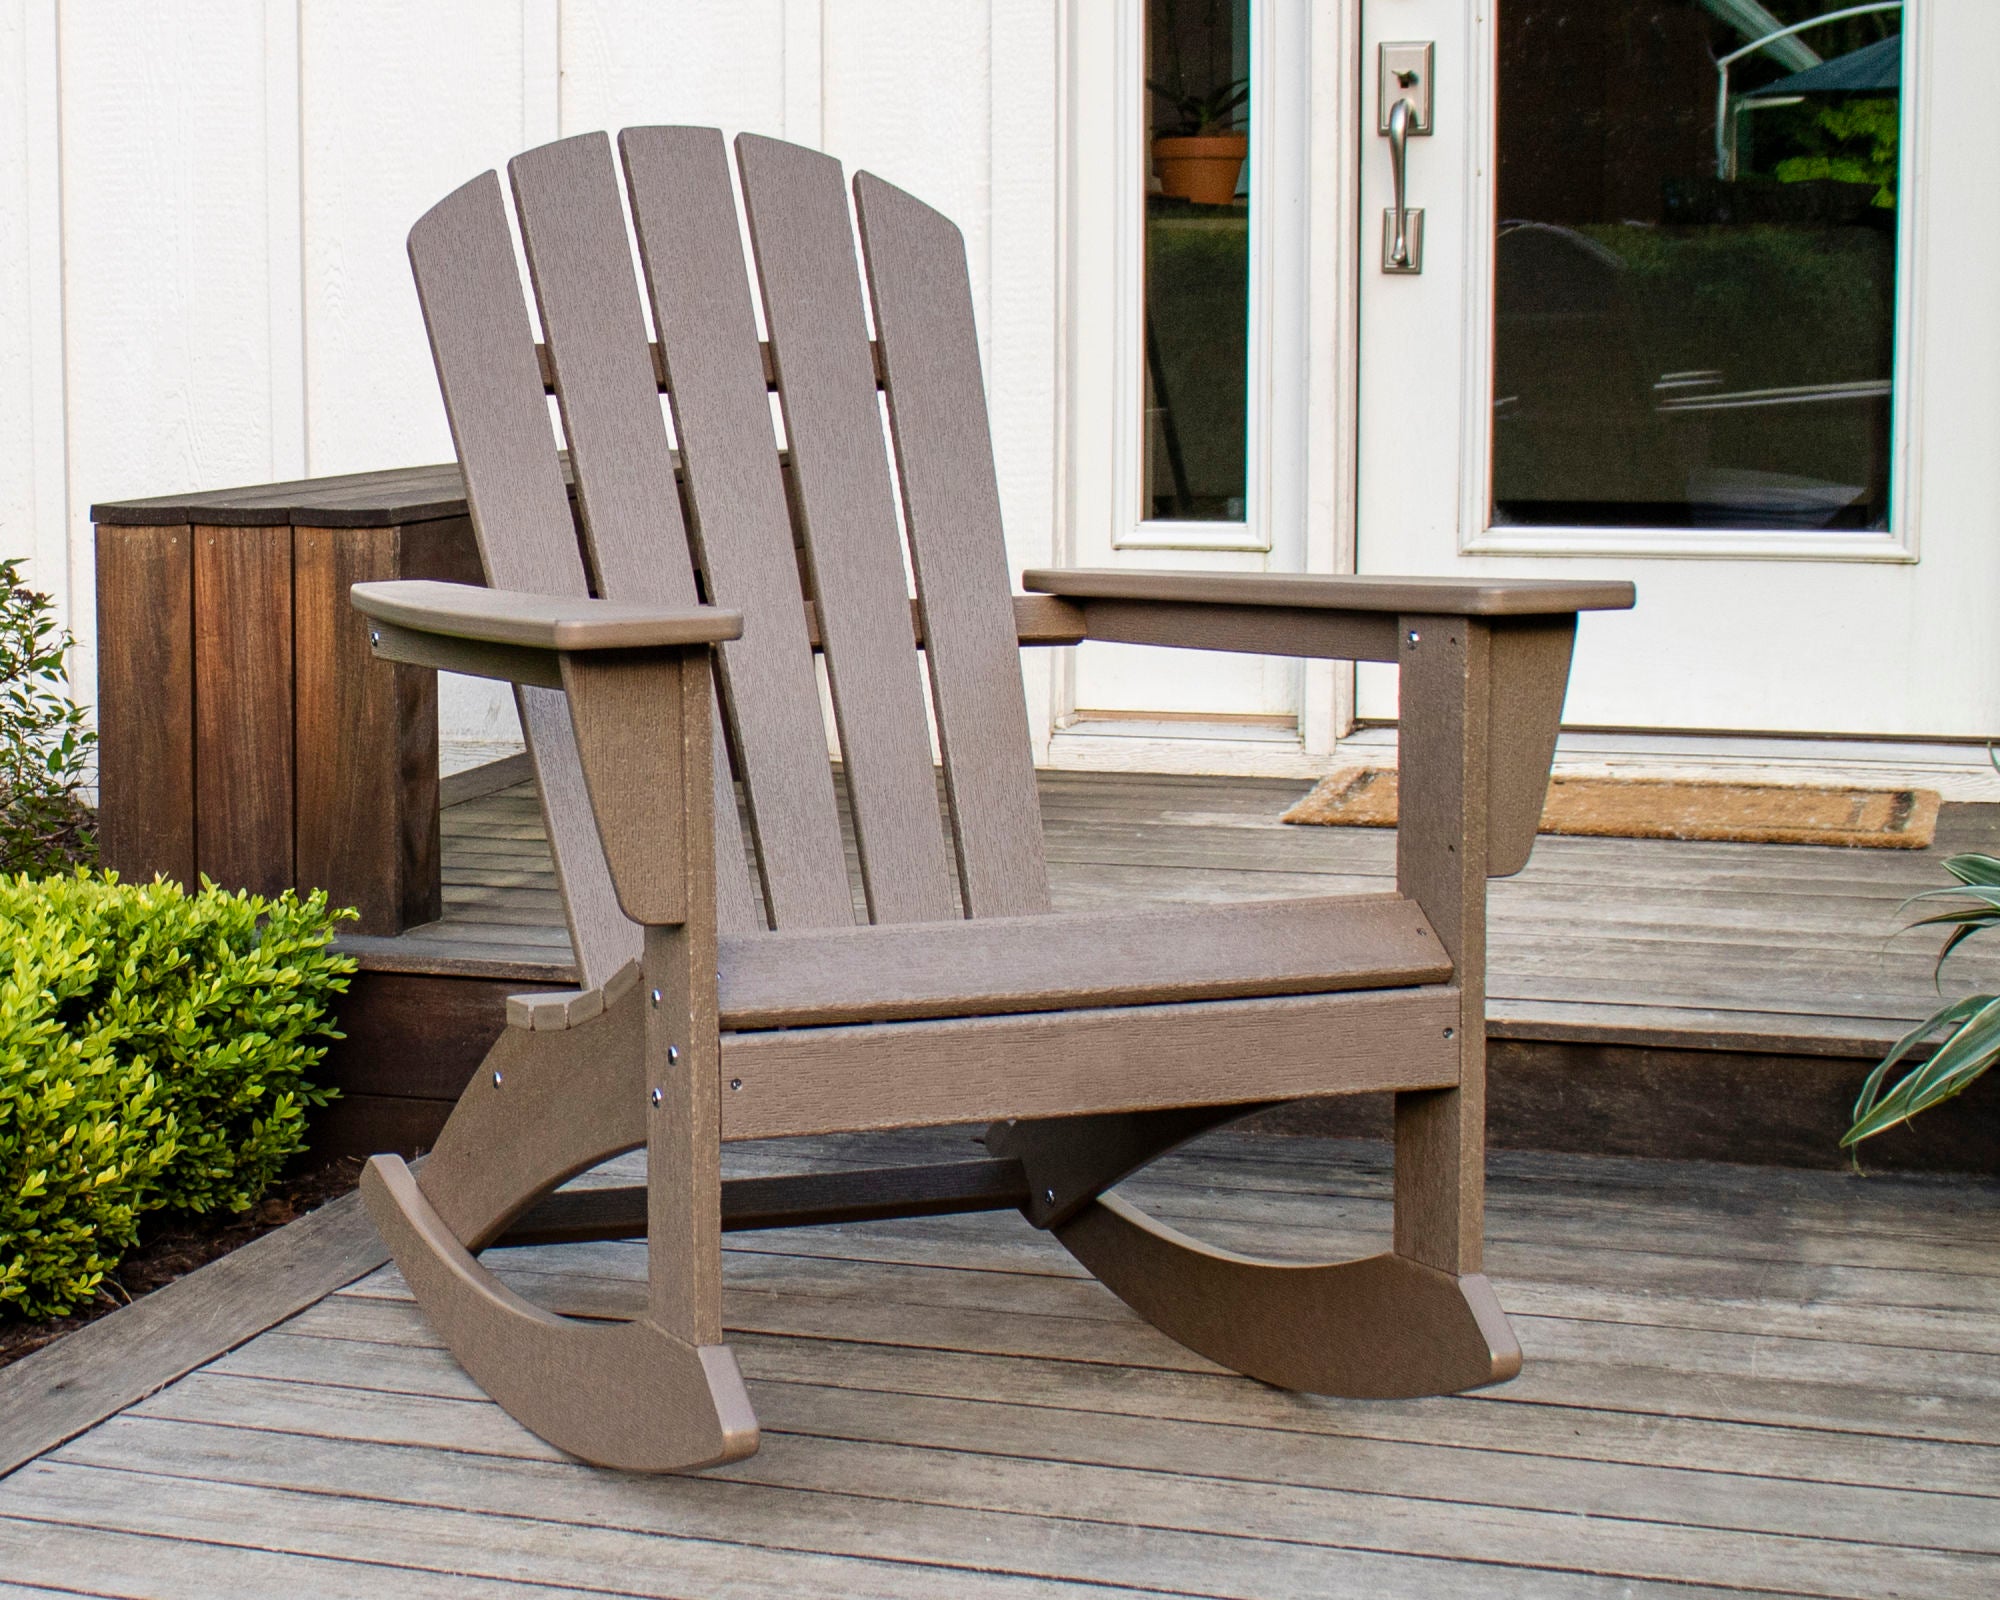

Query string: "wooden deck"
[[330, 767, 2000, 1171], [2, 1129, 1995, 1596]]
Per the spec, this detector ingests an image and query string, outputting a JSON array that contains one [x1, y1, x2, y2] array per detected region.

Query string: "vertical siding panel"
[[299, 2, 542, 748], [298, 1, 536, 477], [0, 5, 65, 620], [57, 1, 279, 721], [263, 0, 306, 485], [989, 1, 1062, 757], [822, 1, 992, 332], [561, 0, 787, 137]]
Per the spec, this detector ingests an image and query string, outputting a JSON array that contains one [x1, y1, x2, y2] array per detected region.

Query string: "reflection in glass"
[[1492, 1, 1901, 532], [1145, 0, 1251, 522]]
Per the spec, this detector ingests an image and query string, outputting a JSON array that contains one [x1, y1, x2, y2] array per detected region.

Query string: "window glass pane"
[[1145, 0, 1251, 522], [1492, 1, 1902, 532]]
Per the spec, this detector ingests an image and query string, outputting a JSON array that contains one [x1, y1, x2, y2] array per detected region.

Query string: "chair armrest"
[[1022, 568, 1634, 619], [351, 580, 742, 689], [1019, 569, 1630, 668], [351, 581, 736, 929], [1023, 568, 1635, 879], [352, 579, 742, 650]]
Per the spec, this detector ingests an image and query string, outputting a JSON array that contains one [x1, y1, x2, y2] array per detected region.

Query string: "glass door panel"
[[1144, 0, 1253, 525], [1491, 1, 1902, 533]]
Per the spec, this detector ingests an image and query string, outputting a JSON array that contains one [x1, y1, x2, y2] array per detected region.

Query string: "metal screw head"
[[729, 1078, 743, 1092], [649, 988, 662, 1007], [650, 1087, 664, 1107], [369, 629, 381, 646], [491, 1070, 503, 1088], [1443, 1026, 1455, 1039], [1044, 1187, 1056, 1204], [1407, 629, 1421, 644], [667, 1044, 681, 1065]]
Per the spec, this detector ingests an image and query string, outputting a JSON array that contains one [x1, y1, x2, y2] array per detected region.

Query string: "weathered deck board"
[[3, 1134, 1995, 1597]]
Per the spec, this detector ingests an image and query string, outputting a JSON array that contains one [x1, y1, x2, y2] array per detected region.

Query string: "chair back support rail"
[[352, 124, 1634, 1473]]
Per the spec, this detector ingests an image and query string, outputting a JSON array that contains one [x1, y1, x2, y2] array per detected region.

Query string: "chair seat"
[[718, 893, 1450, 1030]]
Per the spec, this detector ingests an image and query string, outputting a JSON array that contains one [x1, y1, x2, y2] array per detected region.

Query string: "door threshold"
[[1336, 727, 2000, 802], [1047, 720, 1322, 779]]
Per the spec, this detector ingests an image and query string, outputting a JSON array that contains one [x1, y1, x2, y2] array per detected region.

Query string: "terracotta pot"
[[1152, 134, 1249, 206]]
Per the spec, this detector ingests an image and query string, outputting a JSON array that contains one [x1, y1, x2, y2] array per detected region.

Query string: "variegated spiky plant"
[[1849, 852, 2000, 1150]]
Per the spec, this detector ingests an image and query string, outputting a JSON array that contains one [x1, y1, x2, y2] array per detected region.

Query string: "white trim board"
[[1337, 726, 2000, 803]]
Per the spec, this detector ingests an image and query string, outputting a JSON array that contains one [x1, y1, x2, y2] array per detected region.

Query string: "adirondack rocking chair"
[[353, 127, 1634, 1472]]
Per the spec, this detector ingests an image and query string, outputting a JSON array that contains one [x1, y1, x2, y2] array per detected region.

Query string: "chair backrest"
[[408, 128, 1050, 983]]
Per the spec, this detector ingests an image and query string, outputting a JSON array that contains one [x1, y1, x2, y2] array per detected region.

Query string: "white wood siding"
[[0, 0, 1060, 748]]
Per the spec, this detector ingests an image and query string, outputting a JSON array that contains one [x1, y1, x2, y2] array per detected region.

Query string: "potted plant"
[[1149, 76, 1249, 206]]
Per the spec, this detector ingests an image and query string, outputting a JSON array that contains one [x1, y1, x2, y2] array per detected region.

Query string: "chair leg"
[[361, 958, 757, 1471], [994, 1105, 1520, 1398]]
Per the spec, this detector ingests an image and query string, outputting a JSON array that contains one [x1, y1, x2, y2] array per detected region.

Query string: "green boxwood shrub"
[[0, 557, 96, 876], [0, 872, 355, 1317]]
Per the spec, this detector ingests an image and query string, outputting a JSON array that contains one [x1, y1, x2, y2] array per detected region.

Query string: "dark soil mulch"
[[0, 1158, 364, 1371]]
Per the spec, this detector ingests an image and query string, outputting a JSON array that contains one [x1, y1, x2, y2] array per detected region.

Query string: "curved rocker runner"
[[356, 125, 1632, 1471]]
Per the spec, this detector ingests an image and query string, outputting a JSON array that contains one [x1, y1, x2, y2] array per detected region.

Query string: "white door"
[[1355, 0, 2000, 737], [1054, 0, 1351, 773]]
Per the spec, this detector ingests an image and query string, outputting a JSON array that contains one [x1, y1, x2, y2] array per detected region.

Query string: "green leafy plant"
[[1148, 75, 1249, 137], [0, 558, 95, 875], [1847, 852, 2000, 1151], [0, 872, 354, 1317], [1773, 98, 1899, 209]]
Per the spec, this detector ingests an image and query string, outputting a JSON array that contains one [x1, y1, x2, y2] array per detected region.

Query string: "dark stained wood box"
[[92, 465, 485, 934]]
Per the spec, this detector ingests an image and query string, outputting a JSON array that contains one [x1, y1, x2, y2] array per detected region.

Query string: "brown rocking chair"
[[354, 128, 1634, 1471]]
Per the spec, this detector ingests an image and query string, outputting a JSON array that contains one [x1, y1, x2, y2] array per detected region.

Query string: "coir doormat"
[[1281, 769, 1942, 849]]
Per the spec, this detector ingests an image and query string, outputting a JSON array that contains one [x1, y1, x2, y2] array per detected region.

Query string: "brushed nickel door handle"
[[1378, 41, 1432, 274], [1385, 96, 1419, 272]]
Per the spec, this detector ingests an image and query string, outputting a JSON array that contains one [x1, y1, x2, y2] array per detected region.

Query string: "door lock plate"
[[1377, 42, 1434, 134]]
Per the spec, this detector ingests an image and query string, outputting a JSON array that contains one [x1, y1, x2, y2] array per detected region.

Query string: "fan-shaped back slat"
[[406, 173, 640, 987], [619, 126, 853, 930], [733, 133, 957, 926], [853, 173, 1051, 918], [507, 133, 755, 934]]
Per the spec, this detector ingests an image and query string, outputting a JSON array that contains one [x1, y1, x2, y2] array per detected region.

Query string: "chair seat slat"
[[718, 893, 1448, 1030]]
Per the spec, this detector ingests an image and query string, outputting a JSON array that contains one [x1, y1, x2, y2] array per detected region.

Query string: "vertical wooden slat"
[[734, 132, 956, 926], [507, 132, 756, 935], [508, 134, 690, 605], [293, 524, 439, 933], [407, 170, 639, 988], [94, 523, 194, 885], [192, 524, 294, 898], [853, 171, 1050, 919], [621, 125, 853, 930], [1392, 615, 1489, 1276]]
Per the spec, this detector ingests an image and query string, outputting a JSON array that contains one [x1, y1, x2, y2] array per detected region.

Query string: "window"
[[1490, 0, 1904, 534]]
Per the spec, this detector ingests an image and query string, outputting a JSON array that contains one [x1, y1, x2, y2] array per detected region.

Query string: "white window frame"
[[1069, 0, 1314, 560], [1459, 1, 1928, 563]]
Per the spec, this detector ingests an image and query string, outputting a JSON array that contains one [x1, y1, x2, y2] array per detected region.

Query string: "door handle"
[[1378, 42, 1433, 274], [1385, 97, 1420, 272]]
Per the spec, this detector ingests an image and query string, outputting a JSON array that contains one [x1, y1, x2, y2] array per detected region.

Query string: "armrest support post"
[[559, 648, 715, 929], [1485, 617, 1577, 877], [1392, 615, 1491, 1276]]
